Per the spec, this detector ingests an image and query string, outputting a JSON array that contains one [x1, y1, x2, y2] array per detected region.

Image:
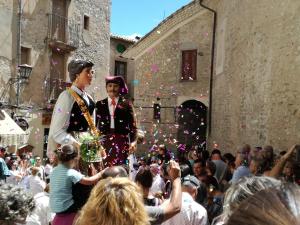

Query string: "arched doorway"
[[177, 100, 207, 149]]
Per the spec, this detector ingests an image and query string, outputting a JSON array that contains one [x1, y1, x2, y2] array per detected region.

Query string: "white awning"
[[0, 110, 26, 146]]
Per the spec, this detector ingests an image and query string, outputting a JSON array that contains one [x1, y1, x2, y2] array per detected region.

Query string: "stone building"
[[110, 35, 135, 97], [125, 0, 300, 153], [204, 0, 300, 152], [0, 0, 110, 156], [123, 1, 213, 152]]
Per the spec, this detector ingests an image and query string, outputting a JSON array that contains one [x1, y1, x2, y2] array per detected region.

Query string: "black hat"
[[68, 59, 94, 82], [105, 75, 128, 95]]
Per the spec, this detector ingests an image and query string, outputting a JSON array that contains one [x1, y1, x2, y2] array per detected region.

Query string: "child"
[[50, 144, 103, 225]]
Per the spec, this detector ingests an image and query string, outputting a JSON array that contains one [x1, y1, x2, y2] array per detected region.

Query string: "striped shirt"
[[0, 158, 10, 180], [50, 164, 84, 213]]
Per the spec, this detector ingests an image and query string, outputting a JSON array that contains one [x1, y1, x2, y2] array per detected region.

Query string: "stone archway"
[[177, 100, 207, 148]]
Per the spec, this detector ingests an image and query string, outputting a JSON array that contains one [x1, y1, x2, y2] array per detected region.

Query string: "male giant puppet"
[[96, 76, 137, 166]]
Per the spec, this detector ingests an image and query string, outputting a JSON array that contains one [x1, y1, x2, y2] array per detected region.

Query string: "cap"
[[182, 175, 200, 188], [105, 75, 128, 95]]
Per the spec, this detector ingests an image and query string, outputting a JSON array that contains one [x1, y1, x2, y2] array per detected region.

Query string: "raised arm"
[[268, 145, 296, 178], [161, 160, 182, 221]]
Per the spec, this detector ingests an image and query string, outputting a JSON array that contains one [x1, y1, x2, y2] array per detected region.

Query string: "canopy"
[[0, 110, 26, 146]]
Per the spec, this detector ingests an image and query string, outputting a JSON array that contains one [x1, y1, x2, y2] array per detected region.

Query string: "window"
[[21, 47, 31, 64], [84, 15, 90, 30], [181, 50, 197, 81], [115, 61, 127, 78]]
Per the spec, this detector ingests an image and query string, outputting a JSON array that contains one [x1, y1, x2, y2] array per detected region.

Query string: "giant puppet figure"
[[96, 76, 137, 166], [47, 59, 102, 165]]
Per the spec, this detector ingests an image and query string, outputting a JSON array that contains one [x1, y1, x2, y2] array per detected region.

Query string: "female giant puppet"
[[96, 76, 137, 166], [47, 59, 104, 171], [47, 59, 105, 213]]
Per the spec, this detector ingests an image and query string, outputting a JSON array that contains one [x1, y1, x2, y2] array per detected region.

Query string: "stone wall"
[[0, 0, 18, 103], [21, 0, 51, 106], [69, 0, 110, 100], [132, 10, 213, 152], [204, 0, 300, 152]]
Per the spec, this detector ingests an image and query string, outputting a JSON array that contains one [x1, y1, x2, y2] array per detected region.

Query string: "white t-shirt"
[[28, 175, 46, 196], [6, 170, 22, 185], [44, 164, 53, 179], [26, 192, 55, 225], [150, 174, 165, 195], [162, 192, 208, 225]]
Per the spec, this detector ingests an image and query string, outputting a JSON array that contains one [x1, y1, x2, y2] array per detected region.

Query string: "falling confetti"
[[150, 64, 159, 73], [132, 79, 139, 86]]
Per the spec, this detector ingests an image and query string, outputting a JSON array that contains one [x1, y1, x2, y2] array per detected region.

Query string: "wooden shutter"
[[181, 50, 197, 80]]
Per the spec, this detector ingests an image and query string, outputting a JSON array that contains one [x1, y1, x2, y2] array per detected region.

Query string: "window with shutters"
[[115, 61, 127, 80], [181, 50, 197, 81]]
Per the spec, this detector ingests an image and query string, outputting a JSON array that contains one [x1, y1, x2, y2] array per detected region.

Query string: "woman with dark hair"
[[206, 161, 220, 190], [50, 145, 103, 225], [135, 167, 161, 206]]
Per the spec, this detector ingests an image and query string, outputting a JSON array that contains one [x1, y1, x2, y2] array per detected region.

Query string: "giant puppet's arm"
[[47, 91, 78, 157]]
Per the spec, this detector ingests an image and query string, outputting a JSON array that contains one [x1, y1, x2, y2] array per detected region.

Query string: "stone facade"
[[204, 0, 300, 152], [0, 0, 110, 157], [124, 1, 213, 152]]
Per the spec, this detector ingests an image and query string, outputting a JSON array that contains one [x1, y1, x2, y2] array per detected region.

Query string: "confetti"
[[150, 64, 159, 73], [132, 79, 139, 86]]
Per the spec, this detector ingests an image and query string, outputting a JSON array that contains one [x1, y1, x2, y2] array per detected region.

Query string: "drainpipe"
[[199, 0, 217, 136], [16, 0, 22, 107]]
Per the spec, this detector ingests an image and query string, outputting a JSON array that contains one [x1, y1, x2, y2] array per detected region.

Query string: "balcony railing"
[[43, 77, 72, 105], [47, 13, 80, 50]]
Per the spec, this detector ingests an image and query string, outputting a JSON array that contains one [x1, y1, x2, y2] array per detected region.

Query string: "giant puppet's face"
[[106, 82, 120, 98], [75, 67, 94, 88]]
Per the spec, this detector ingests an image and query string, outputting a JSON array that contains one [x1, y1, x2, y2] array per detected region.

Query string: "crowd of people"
[[1, 59, 299, 225], [1, 143, 300, 225]]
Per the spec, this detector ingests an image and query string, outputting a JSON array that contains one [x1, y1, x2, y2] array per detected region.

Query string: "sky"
[[111, 0, 192, 39]]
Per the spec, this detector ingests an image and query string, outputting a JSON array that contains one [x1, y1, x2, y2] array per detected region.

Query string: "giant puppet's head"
[[105, 75, 128, 98]]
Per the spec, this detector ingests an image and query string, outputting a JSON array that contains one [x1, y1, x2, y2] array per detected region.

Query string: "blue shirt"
[[230, 165, 250, 184], [0, 158, 10, 180], [50, 164, 84, 213]]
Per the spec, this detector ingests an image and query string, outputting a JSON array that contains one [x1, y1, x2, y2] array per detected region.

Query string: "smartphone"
[[295, 145, 300, 163]]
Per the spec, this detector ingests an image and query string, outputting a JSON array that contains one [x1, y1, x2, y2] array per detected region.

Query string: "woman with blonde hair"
[[76, 177, 150, 225]]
